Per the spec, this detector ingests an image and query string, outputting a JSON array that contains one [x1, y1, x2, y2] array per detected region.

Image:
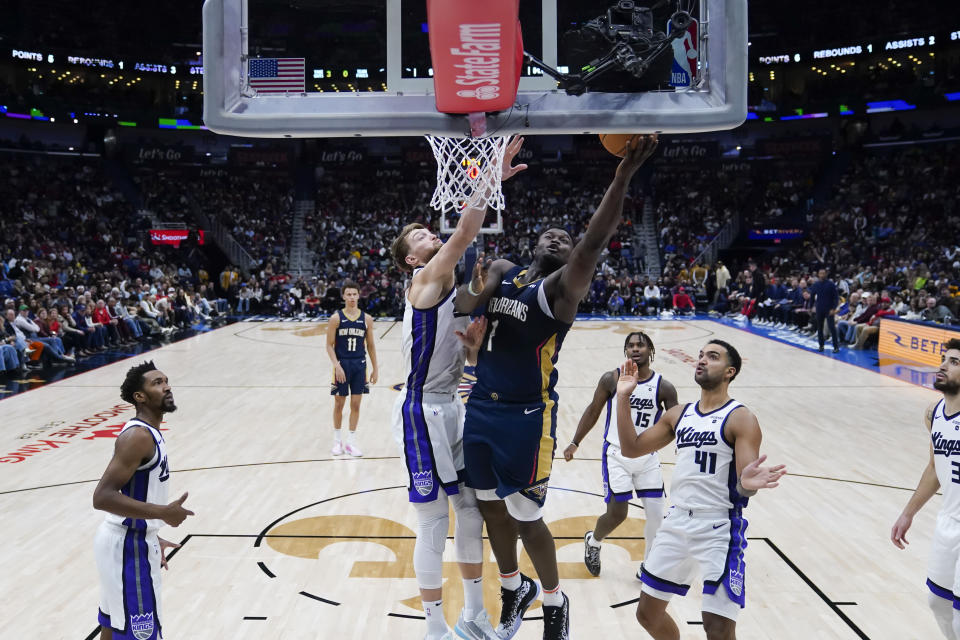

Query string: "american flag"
[[248, 58, 305, 94]]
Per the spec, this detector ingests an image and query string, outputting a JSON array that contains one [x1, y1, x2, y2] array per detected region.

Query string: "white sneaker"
[[454, 609, 499, 640], [331, 441, 343, 456], [345, 443, 363, 457]]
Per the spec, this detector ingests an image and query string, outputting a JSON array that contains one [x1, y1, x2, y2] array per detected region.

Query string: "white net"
[[425, 135, 509, 213]]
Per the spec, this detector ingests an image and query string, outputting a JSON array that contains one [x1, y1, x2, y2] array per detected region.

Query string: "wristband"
[[468, 280, 481, 296], [571, 441, 580, 448], [735, 478, 758, 497]]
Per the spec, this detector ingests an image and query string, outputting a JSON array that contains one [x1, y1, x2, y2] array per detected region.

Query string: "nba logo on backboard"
[[130, 612, 155, 640], [668, 18, 699, 88], [728, 569, 744, 597], [412, 471, 434, 496]]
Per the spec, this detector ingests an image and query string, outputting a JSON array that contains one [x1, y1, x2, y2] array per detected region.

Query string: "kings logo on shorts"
[[130, 612, 155, 640], [729, 569, 745, 597], [412, 470, 434, 497]]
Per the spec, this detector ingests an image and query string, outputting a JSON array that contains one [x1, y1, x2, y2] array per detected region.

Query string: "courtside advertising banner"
[[879, 317, 960, 366]]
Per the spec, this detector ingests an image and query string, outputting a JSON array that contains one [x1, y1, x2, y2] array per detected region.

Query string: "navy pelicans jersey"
[[670, 400, 747, 511], [334, 309, 367, 360], [400, 269, 469, 394], [473, 266, 572, 404], [931, 399, 960, 516], [104, 418, 169, 531], [605, 370, 663, 449]]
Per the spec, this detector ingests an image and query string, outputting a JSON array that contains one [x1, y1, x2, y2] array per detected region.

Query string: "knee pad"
[[451, 488, 484, 564], [927, 591, 957, 639], [413, 499, 450, 589]]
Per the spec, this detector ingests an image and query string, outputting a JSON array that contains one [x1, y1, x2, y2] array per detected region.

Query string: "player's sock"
[[333, 429, 342, 443], [463, 577, 484, 618], [587, 531, 602, 547], [542, 584, 563, 607], [500, 569, 521, 591], [347, 430, 357, 446], [423, 599, 447, 636]]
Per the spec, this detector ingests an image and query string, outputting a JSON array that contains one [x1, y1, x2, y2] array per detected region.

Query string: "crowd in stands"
[[2, 134, 959, 380]]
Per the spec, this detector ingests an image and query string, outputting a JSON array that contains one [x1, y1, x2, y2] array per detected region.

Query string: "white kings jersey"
[[400, 269, 470, 395], [670, 400, 747, 511], [931, 399, 960, 517], [604, 370, 663, 451], [104, 418, 170, 532]]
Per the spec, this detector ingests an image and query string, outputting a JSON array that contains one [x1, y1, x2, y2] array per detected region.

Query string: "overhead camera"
[[525, 1, 693, 95]]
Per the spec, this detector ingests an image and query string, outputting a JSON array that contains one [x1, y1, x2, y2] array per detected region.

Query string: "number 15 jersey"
[[605, 370, 663, 450]]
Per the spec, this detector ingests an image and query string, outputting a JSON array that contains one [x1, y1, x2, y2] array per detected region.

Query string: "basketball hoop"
[[425, 132, 509, 213]]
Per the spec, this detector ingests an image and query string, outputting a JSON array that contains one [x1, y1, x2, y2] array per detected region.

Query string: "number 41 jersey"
[[670, 400, 746, 511]]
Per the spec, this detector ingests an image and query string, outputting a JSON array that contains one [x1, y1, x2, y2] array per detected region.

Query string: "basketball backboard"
[[203, 0, 747, 138]]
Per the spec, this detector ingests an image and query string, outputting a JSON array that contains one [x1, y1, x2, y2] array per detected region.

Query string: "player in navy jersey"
[[563, 331, 678, 578], [615, 340, 785, 640], [388, 136, 527, 640], [92, 361, 194, 640], [892, 338, 960, 639], [325, 281, 379, 457], [458, 135, 660, 640]]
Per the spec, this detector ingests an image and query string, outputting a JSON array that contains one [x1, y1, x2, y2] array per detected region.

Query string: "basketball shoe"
[[542, 592, 570, 640], [496, 573, 539, 639], [583, 531, 601, 576], [453, 608, 499, 640], [331, 441, 343, 456], [344, 443, 363, 457]]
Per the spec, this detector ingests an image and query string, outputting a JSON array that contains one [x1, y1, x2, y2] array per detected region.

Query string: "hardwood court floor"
[[0, 319, 943, 639]]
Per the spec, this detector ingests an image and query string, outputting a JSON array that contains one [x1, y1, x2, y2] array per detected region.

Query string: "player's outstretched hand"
[[617, 359, 639, 396], [469, 252, 487, 295], [739, 455, 787, 491], [455, 317, 488, 352], [616, 134, 659, 178], [501, 135, 528, 182], [891, 513, 913, 549], [562, 443, 578, 462], [158, 537, 180, 569], [163, 492, 195, 527]]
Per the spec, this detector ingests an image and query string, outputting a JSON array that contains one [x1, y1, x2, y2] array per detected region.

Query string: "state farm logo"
[[451, 23, 502, 100]]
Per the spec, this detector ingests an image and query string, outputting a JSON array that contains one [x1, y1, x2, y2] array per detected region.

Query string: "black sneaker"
[[542, 592, 570, 640], [583, 532, 601, 576], [496, 573, 540, 640]]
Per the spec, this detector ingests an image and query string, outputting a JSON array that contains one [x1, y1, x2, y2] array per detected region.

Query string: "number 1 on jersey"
[[347, 337, 357, 352], [486, 319, 500, 352]]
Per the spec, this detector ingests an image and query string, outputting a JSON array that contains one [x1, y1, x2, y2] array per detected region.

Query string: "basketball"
[[599, 133, 644, 158]]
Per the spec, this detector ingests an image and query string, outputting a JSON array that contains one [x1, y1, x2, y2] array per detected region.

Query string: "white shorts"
[[475, 487, 544, 522], [392, 391, 465, 504], [602, 443, 664, 503], [638, 506, 748, 621], [95, 521, 163, 639], [927, 511, 960, 608]]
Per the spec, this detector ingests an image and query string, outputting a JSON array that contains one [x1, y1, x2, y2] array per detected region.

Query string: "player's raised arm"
[[92, 429, 193, 527], [892, 402, 942, 549], [728, 407, 787, 494], [548, 135, 658, 322], [564, 371, 617, 461], [615, 359, 677, 458]]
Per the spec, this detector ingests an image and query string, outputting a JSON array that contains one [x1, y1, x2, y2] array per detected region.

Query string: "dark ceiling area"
[[1, 0, 954, 59]]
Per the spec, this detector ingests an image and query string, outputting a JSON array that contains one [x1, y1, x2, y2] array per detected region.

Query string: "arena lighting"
[[866, 99, 916, 113]]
